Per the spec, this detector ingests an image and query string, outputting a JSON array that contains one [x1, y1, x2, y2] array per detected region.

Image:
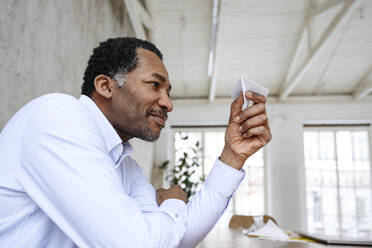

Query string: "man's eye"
[[150, 81, 160, 89]]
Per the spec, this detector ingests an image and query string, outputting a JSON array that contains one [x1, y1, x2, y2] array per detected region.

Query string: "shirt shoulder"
[[26, 93, 93, 126], [36, 93, 86, 115], [20, 93, 104, 152]]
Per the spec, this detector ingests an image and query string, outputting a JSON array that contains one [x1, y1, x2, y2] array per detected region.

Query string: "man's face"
[[108, 48, 173, 142]]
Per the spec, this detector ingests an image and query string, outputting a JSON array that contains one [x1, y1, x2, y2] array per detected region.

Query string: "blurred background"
[[1, 0, 371, 238]]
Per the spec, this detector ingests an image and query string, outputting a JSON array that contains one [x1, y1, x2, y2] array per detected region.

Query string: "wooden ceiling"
[[125, 0, 372, 103]]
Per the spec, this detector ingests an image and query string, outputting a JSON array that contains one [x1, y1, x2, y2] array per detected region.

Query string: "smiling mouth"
[[148, 114, 166, 127]]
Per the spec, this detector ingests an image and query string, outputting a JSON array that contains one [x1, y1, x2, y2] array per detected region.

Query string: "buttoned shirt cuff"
[[204, 158, 246, 197], [159, 199, 187, 225]]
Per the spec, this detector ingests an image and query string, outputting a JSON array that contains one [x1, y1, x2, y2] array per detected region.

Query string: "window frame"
[[303, 124, 372, 237]]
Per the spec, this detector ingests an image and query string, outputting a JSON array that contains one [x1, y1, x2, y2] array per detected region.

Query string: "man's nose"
[[158, 93, 173, 112]]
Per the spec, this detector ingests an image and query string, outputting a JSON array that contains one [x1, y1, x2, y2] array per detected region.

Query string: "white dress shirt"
[[0, 93, 245, 248]]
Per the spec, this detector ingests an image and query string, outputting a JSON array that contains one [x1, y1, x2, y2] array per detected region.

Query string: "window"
[[173, 127, 265, 227], [303, 126, 372, 238]]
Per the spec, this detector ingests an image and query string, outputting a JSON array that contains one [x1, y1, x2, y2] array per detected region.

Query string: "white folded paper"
[[230, 76, 269, 109], [246, 219, 289, 241]]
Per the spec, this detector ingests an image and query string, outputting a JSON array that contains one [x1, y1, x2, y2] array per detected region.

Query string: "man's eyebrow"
[[152, 73, 172, 91], [152, 73, 166, 82]]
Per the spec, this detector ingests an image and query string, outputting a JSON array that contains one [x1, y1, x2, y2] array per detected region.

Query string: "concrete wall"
[[0, 0, 156, 179], [156, 98, 372, 231]]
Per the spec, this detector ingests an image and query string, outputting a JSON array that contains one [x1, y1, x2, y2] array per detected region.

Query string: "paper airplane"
[[230, 76, 269, 109]]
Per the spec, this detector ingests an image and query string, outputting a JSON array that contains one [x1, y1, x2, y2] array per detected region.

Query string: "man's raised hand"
[[220, 91, 272, 170]]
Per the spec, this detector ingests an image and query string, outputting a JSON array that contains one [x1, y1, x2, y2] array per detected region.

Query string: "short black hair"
[[81, 37, 163, 96]]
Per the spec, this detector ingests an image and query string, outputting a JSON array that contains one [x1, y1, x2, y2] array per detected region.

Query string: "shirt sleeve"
[[16, 98, 186, 248], [126, 157, 245, 248], [178, 159, 245, 248]]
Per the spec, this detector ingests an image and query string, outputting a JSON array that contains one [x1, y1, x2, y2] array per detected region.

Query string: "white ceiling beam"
[[352, 66, 372, 100], [124, 0, 153, 40], [353, 81, 372, 100], [132, 0, 154, 30], [279, 0, 360, 101], [311, 0, 344, 16], [279, 1, 313, 100], [352, 67, 372, 100], [208, 0, 222, 102], [282, 24, 308, 89], [306, 0, 317, 51]]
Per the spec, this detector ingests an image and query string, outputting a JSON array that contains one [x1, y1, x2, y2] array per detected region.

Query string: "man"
[[0, 37, 271, 247]]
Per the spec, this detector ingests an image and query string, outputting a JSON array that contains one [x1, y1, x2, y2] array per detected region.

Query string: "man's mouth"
[[147, 110, 167, 127]]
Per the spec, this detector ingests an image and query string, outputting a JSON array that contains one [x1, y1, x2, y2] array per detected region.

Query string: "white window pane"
[[342, 216, 357, 237], [204, 131, 225, 175], [305, 159, 322, 170], [336, 131, 352, 161], [354, 160, 370, 171], [340, 187, 356, 216], [304, 131, 319, 161], [324, 215, 339, 235], [304, 127, 372, 238], [353, 131, 369, 161], [306, 187, 323, 223], [338, 171, 354, 186], [338, 159, 354, 171], [321, 159, 337, 170], [356, 188, 372, 231], [355, 171, 371, 187], [321, 168, 337, 186], [322, 187, 338, 215], [246, 148, 263, 167], [306, 169, 322, 186], [319, 132, 335, 160]]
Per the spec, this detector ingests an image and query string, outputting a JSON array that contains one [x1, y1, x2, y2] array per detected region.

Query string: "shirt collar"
[[78, 95, 123, 153], [111, 141, 133, 168]]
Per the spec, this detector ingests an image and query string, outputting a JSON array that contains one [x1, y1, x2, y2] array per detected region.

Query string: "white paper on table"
[[246, 220, 289, 241], [230, 76, 269, 109], [245, 216, 265, 233]]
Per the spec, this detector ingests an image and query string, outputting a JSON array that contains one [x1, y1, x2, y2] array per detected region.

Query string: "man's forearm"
[[177, 158, 245, 248]]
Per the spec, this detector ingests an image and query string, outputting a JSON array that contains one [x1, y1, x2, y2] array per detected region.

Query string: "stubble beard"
[[138, 109, 166, 142], [138, 127, 160, 142]]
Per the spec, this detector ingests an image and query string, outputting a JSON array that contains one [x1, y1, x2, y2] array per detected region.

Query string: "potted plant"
[[159, 132, 204, 198]]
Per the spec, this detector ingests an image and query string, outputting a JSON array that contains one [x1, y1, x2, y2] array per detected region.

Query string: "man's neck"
[[117, 131, 132, 144], [91, 92, 133, 144]]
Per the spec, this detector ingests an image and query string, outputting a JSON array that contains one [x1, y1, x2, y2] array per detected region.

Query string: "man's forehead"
[[136, 48, 162, 64], [135, 49, 172, 90], [136, 49, 167, 73]]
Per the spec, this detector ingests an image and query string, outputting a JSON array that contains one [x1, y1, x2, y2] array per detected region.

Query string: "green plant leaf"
[[158, 160, 169, 169]]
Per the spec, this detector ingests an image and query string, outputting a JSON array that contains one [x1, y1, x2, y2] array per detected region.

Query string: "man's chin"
[[137, 128, 161, 142]]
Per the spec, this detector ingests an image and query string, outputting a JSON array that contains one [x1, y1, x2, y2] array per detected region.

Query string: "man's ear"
[[94, 75, 115, 99]]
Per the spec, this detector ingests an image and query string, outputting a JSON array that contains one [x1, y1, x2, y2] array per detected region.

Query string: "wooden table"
[[196, 228, 369, 248]]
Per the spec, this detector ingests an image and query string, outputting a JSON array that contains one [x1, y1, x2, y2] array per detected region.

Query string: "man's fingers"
[[171, 184, 182, 190], [243, 126, 272, 143], [238, 114, 268, 133], [156, 188, 165, 192], [234, 102, 265, 124], [245, 91, 266, 104], [229, 93, 244, 122], [230, 91, 267, 124]]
